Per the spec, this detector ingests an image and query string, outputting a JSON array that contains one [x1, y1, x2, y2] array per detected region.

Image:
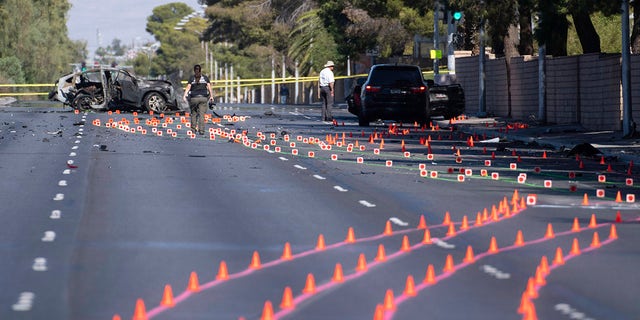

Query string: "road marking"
[[389, 217, 409, 227], [481, 264, 511, 279], [78, 128, 84, 132], [50, 210, 61, 219], [313, 174, 326, 180], [71, 146, 78, 150], [278, 157, 289, 161], [53, 194, 64, 201], [69, 152, 77, 157], [63, 169, 71, 175], [294, 165, 307, 170], [359, 200, 376, 207], [41, 231, 56, 242], [554, 303, 595, 320], [32, 258, 47, 271], [12, 292, 35, 311], [74, 140, 81, 144], [67, 160, 74, 165], [333, 186, 348, 192], [433, 238, 456, 249], [58, 180, 67, 187]]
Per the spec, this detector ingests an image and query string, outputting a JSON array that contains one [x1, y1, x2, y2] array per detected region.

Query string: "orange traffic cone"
[[261, 301, 274, 320], [443, 254, 454, 272], [488, 236, 498, 253], [383, 289, 396, 311], [463, 245, 475, 263], [417, 215, 427, 229], [373, 304, 384, 320], [615, 191, 623, 202], [280, 286, 294, 309], [460, 215, 469, 230], [570, 238, 581, 255], [316, 234, 326, 250], [281, 242, 292, 260], [582, 193, 589, 205], [571, 217, 581, 232], [187, 271, 200, 292], [160, 285, 175, 307], [591, 232, 601, 248], [446, 223, 456, 237], [356, 253, 368, 272], [588, 214, 597, 228], [539, 256, 550, 275], [249, 251, 262, 269], [345, 227, 356, 243], [132, 299, 147, 320], [553, 247, 565, 265], [526, 277, 538, 299], [375, 244, 387, 261], [401, 235, 411, 252], [404, 275, 417, 296], [424, 264, 436, 284], [514, 230, 524, 246], [422, 228, 432, 244], [332, 263, 344, 283], [609, 224, 618, 239], [442, 211, 451, 225], [383, 220, 393, 235], [545, 223, 555, 238], [302, 273, 316, 294], [217, 261, 229, 280]]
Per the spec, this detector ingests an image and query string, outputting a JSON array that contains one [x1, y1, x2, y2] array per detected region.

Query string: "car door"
[[114, 71, 141, 105]]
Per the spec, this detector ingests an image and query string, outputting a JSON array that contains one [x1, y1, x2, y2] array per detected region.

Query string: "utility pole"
[[622, 0, 635, 137], [433, 1, 440, 75], [478, 0, 486, 116]]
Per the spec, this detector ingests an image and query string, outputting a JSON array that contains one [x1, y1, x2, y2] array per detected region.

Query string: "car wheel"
[[144, 92, 168, 113], [71, 94, 92, 110]]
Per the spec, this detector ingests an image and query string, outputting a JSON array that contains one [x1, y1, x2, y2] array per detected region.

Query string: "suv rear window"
[[368, 66, 424, 86]]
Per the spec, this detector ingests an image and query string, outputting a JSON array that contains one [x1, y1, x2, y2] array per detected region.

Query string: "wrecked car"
[[49, 67, 182, 113]]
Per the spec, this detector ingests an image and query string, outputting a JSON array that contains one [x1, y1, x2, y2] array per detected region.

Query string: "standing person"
[[182, 64, 214, 135], [279, 84, 289, 104], [318, 60, 335, 121]]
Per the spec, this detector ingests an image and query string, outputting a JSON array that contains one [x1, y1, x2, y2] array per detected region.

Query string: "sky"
[[67, 0, 203, 56]]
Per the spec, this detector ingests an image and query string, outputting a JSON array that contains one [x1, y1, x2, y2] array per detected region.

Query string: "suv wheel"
[[144, 92, 168, 113], [358, 115, 369, 127]]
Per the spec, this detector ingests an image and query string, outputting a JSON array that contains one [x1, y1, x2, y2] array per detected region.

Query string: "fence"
[[455, 53, 640, 131]]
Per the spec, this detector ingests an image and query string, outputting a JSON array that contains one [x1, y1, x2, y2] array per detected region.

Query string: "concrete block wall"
[[579, 54, 621, 130], [456, 53, 639, 131], [510, 56, 540, 121]]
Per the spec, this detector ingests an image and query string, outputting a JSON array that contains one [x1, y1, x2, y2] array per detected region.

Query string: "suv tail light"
[[365, 85, 381, 93], [411, 86, 427, 94]]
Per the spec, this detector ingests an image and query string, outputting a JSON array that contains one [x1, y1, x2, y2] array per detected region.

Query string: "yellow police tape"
[[0, 70, 440, 97]]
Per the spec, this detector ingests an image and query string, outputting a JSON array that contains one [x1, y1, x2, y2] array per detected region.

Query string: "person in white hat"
[[318, 60, 335, 121]]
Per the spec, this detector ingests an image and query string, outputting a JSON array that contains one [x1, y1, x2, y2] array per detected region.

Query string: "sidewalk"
[[436, 117, 640, 166]]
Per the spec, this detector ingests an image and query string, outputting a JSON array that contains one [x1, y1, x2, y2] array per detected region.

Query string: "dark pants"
[[189, 96, 208, 133], [320, 86, 333, 121]]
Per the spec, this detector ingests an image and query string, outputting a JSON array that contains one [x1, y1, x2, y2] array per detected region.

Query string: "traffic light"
[[452, 11, 463, 21]]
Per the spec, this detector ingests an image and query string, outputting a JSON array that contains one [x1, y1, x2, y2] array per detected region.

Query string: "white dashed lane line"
[[333, 186, 348, 192], [50, 210, 61, 220], [389, 217, 409, 226], [294, 165, 307, 170], [313, 174, 326, 180], [359, 200, 376, 208]]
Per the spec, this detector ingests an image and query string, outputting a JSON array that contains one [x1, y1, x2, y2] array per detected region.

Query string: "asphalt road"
[[1, 103, 639, 320]]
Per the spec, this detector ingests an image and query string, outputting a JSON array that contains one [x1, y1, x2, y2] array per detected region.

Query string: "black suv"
[[358, 64, 430, 126]]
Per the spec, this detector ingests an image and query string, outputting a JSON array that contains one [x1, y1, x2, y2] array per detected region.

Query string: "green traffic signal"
[[453, 11, 462, 21]]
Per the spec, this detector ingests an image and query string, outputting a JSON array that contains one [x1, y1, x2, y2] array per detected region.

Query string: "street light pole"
[[622, 0, 635, 137]]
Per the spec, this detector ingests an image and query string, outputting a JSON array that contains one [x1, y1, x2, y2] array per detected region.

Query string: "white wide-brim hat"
[[324, 61, 335, 67]]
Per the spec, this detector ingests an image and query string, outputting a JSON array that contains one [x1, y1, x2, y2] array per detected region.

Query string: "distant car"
[[425, 79, 465, 120], [346, 77, 366, 116], [358, 64, 430, 126], [49, 68, 180, 113]]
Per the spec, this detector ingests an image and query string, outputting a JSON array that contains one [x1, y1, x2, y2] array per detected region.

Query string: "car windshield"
[[368, 67, 423, 86]]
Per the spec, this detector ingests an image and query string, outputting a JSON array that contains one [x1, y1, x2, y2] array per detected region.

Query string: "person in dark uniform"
[[182, 64, 214, 135]]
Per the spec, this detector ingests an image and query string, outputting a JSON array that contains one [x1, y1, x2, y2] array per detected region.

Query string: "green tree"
[[0, 56, 25, 83], [0, 0, 82, 83]]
